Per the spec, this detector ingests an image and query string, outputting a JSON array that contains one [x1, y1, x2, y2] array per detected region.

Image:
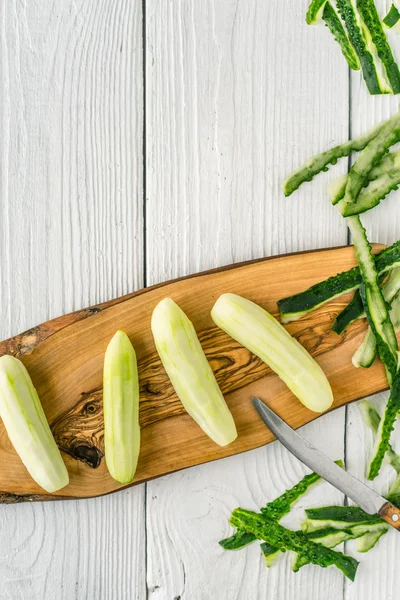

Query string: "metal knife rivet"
[[392, 514, 399, 522]]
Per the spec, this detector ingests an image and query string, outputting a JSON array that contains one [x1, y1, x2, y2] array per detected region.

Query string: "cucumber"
[[356, 0, 400, 94], [151, 298, 237, 447], [356, 528, 387, 552], [283, 121, 382, 197], [323, 3, 360, 70], [278, 240, 400, 323], [211, 294, 333, 413], [230, 509, 359, 581]]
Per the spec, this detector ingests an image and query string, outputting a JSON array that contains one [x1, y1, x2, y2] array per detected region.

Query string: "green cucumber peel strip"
[[341, 111, 400, 209], [368, 369, 400, 479], [282, 121, 382, 197], [306, 0, 328, 23], [230, 508, 359, 581], [353, 276, 400, 368], [346, 216, 398, 383], [260, 542, 282, 567], [323, 3, 360, 70], [356, 0, 400, 94], [383, 4, 400, 28], [333, 151, 400, 216], [304, 505, 382, 526], [278, 240, 400, 323], [336, 0, 387, 95]]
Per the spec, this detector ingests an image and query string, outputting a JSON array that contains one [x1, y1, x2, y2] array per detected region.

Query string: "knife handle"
[[379, 502, 400, 530]]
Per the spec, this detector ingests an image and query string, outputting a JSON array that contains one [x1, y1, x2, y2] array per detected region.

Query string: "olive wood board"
[[0, 244, 391, 503]]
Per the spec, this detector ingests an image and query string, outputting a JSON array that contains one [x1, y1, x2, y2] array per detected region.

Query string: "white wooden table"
[[1, 0, 400, 598]]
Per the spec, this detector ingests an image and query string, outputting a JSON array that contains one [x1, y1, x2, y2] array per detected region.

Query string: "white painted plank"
[[145, 1, 349, 598], [0, 1, 145, 599], [345, 3, 400, 596]]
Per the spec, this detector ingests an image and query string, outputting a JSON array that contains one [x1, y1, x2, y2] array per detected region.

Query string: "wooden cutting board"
[[0, 244, 390, 503]]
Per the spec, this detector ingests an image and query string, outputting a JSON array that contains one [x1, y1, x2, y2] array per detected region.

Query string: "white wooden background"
[[1, 0, 400, 598]]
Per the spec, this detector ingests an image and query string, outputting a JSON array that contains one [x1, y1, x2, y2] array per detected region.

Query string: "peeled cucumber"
[[0, 355, 69, 493], [151, 298, 237, 446], [103, 330, 140, 484]]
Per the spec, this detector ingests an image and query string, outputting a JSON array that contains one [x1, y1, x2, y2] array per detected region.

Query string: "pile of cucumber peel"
[[221, 403, 400, 580], [307, 0, 400, 94], [281, 107, 400, 482]]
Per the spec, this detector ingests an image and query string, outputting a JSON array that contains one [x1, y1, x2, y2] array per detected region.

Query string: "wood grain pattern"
[[0, 0, 145, 598], [0, 245, 389, 502]]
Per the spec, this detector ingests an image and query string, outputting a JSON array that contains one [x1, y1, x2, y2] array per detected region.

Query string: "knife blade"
[[253, 396, 400, 530]]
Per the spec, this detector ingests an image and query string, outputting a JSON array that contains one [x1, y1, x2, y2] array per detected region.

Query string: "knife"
[[253, 396, 400, 530]]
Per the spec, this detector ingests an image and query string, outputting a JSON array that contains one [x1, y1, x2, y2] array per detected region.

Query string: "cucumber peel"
[[220, 462, 342, 553], [336, 0, 387, 95], [211, 293, 333, 413], [333, 151, 400, 216], [323, 3, 360, 70], [283, 122, 382, 196], [346, 216, 398, 382], [353, 271, 400, 368]]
